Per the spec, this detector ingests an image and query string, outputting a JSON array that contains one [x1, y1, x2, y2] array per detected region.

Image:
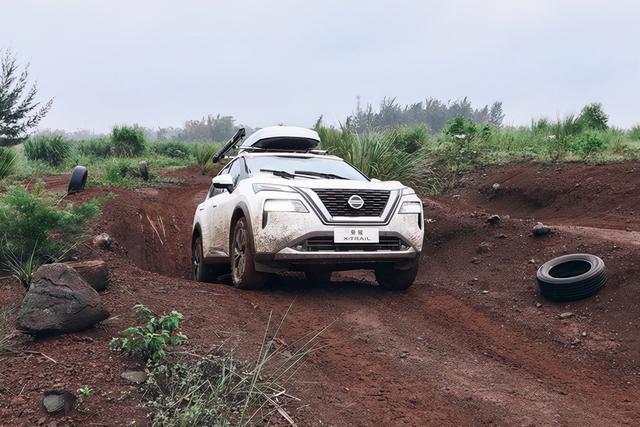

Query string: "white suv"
[[191, 126, 424, 290]]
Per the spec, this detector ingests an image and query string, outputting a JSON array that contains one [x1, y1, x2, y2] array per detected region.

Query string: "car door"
[[202, 159, 244, 258]]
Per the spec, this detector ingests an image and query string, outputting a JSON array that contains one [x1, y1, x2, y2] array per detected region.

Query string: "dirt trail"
[[2, 163, 640, 426]]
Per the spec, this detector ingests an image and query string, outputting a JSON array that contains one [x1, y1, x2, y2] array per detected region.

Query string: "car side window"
[[228, 159, 243, 186]]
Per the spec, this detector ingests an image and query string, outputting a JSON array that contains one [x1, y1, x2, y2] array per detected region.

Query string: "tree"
[[579, 102, 608, 130], [488, 102, 505, 128], [0, 50, 53, 146]]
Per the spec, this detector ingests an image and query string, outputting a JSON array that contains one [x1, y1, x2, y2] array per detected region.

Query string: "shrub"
[[579, 102, 608, 130], [0, 147, 17, 180], [443, 116, 478, 139], [567, 130, 606, 155], [628, 125, 640, 141], [103, 158, 144, 186], [24, 135, 71, 166], [112, 126, 146, 157], [150, 141, 192, 159], [76, 138, 113, 157], [110, 304, 187, 363], [0, 184, 102, 286], [194, 144, 220, 174]]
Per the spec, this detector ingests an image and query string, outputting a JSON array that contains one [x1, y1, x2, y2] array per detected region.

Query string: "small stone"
[[121, 371, 147, 384], [487, 214, 501, 225], [581, 331, 588, 337], [492, 183, 501, 191], [496, 233, 507, 239], [471, 257, 480, 264], [536, 302, 543, 308], [482, 290, 489, 294], [43, 389, 76, 415], [559, 312, 574, 320], [529, 259, 537, 264], [570, 338, 582, 346], [400, 351, 409, 359], [476, 241, 492, 254], [532, 222, 552, 237], [93, 233, 113, 249]]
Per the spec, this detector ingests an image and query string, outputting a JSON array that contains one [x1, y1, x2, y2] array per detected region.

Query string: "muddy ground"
[[1, 162, 640, 426]]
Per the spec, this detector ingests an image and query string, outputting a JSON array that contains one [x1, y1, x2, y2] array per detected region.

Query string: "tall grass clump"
[[628, 125, 640, 141], [103, 158, 144, 186], [0, 147, 17, 180], [76, 137, 113, 157], [112, 126, 146, 157], [194, 143, 220, 174], [0, 183, 103, 287], [150, 141, 193, 159], [24, 135, 71, 166]]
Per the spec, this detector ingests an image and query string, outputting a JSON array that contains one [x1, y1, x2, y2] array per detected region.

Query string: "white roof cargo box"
[[240, 126, 320, 151]]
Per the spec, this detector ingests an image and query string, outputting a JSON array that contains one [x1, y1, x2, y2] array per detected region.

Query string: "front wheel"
[[375, 259, 419, 290], [231, 217, 266, 289]]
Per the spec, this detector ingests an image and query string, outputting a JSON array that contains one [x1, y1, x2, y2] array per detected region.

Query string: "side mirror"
[[212, 174, 234, 191]]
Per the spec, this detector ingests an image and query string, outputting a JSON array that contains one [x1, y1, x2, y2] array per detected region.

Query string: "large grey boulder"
[[16, 263, 109, 336]]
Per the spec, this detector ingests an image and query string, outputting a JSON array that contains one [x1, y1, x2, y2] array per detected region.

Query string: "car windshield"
[[245, 155, 369, 181]]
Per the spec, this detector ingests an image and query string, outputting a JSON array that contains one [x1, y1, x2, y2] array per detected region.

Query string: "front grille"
[[300, 235, 405, 252], [313, 189, 390, 217]]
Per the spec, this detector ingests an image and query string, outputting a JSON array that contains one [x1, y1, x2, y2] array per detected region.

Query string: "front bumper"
[[251, 204, 424, 270]]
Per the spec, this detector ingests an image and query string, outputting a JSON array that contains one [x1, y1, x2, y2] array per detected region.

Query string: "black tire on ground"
[[192, 235, 220, 282], [230, 217, 266, 289], [67, 166, 88, 194], [305, 269, 332, 284], [536, 253, 607, 301], [139, 161, 149, 181], [375, 259, 419, 290]]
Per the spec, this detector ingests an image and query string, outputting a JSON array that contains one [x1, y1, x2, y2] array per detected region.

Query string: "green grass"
[[24, 135, 71, 166], [0, 147, 17, 181]]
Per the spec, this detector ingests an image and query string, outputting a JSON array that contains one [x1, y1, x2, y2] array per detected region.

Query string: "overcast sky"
[[2, 0, 639, 132]]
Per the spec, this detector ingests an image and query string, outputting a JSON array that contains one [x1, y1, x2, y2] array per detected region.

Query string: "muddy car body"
[[191, 126, 424, 289]]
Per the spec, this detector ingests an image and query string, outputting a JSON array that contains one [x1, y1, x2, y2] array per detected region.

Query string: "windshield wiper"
[[259, 169, 297, 179], [294, 170, 347, 180]]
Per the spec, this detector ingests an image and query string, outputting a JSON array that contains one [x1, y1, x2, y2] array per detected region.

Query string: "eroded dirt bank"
[[2, 163, 640, 426]]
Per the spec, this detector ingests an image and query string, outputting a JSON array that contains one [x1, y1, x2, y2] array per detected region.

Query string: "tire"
[[230, 217, 265, 289], [67, 165, 88, 194], [375, 259, 419, 290], [305, 269, 332, 285], [192, 235, 219, 282], [139, 161, 149, 181], [536, 253, 606, 301]]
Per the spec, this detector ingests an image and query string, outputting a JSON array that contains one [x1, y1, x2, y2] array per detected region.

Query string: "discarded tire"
[[536, 254, 606, 301], [67, 165, 88, 194], [139, 161, 149, 181]]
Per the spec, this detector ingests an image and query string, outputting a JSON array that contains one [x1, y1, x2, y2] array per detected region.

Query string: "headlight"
[[263, 199, 309, 213], [253, 183, 296, 193], [399, 201, 422, 214], [402, 187, 416, 196]]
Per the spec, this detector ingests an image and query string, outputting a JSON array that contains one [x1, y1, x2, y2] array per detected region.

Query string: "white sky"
[[2, 0, 639, 131]]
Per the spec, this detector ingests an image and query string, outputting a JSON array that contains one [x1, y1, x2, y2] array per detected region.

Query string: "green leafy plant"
[[628, 125, 640, 141], [567, 130, 606, 155], [111, 126, 146, 157], [103, 158, 143, 186], [0, 147, 17, 180], [24, 135, 71, 166], [0, 184, 102, 286], [78, 386, 93, 398], [110, 304, 187, 363]]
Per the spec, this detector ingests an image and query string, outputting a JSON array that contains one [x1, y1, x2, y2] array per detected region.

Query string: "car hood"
[[251, 174, 406, 191]]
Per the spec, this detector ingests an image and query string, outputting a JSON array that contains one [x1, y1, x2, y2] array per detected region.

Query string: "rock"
[[532, 222, 552, 237], [121, 371, 147, 384], [476, 241, 492, 254], [400, 351, 409, 359], [43, 389, 76, 415], [570, 338, 582, 346], [486, 214, 501, 225], [16, 264, 109, 336], [63, 260, 109, 291], [482, 290, 489, 294], [536, 302, 543, 308], [492, 183, 501, 191], [528, 259, 537, 264], [581, 331, 588, 337], [559, 312, 574, 320], [93, 233, 113, 249]]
